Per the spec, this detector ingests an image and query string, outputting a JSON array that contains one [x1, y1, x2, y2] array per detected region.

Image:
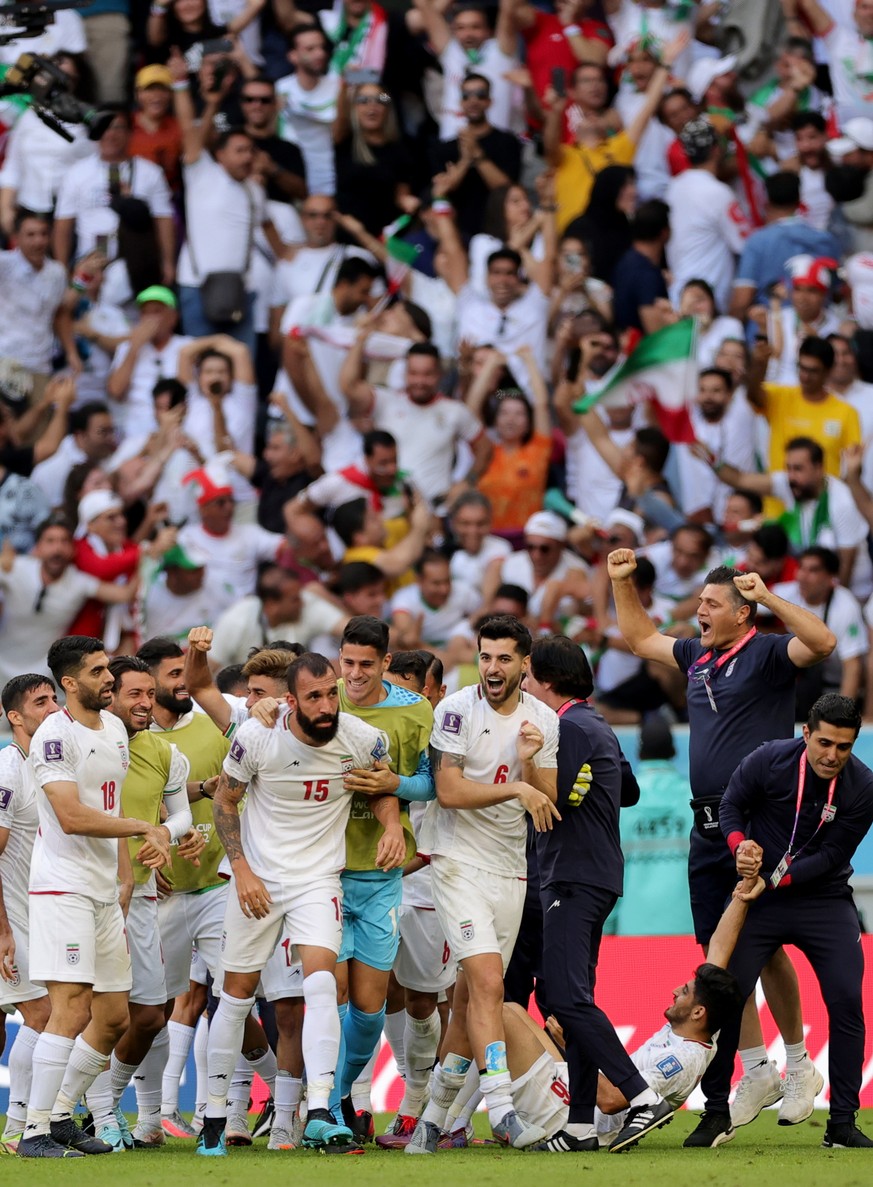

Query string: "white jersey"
[[222, 711, 390, 883], [429, 685, 558, 877], [0, 742, 38, 928], [597, 1022, 716, 1140], [29, 709, 130, 903]]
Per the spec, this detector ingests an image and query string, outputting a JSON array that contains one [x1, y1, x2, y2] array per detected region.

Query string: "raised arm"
[[607, 549, 681, 666], [706, 874, 765, 968], [796, 0, 833, 37], [184, 626, 232, 733], [626, 32, 689, 147], [732, 571, 836, 668], [413, 0, 452, 55]]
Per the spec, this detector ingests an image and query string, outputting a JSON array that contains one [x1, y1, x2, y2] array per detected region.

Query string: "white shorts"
[[190, 948, 209, 986], [430, 856, 525, 971], [221, 875, 343, 975], [0, 914, 46, 1007], [512, 1051, 570, 1139], [127, 895, 167, 1006], [29, 893, 131, 993], [394, 905, 456, 995], [159, 884, 228, 999], [260, 943, 305, 1002]]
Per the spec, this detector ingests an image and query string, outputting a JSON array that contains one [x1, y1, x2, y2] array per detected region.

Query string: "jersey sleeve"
[[162, 747, 193, 843], [672, 637, 702, 674], [222, 722, 262, 784], [31, 722, 79, 789], [430, 698, 471, 757], [645, 1045, 706, 1103], [165, 744, 191, 794], [534, 708, 559, 770], [0, 762, 22, 826]]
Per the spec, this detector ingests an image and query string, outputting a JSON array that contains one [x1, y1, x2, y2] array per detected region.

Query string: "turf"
[[3, 1110, 872, 1185]]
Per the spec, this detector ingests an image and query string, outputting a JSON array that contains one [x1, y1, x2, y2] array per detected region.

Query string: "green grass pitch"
[[3, 1110, 872, 1186]]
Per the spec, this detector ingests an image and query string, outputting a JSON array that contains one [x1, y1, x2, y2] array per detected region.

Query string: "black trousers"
[[540, 881, 648, 1124], [718, 890, 865, 1125], [503, 895, 549, 1020]]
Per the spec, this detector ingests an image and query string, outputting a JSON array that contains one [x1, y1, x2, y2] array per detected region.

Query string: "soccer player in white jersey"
[[0, 674, 62, 1152], [87, 656, 201, 1152], [407, 615, 560, 1154], [18, 637, 173, 1159], [197, 651, 396, 1157]]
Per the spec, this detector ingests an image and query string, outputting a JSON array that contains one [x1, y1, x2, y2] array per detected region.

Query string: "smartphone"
[[95, 234, 109, 255], [345, 67, 380, 86], [551, 66, 566, 98], [202, 37, 234, 56]]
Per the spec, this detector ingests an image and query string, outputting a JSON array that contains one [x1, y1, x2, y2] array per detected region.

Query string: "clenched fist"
[[607, 549, 637, 582]]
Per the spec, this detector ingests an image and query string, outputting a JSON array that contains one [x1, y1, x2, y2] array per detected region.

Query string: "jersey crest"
[[441, 711, 462, 734], [43, 739, 63, 762], [229, 738, 246, 763], [0, 787, 13, 811]]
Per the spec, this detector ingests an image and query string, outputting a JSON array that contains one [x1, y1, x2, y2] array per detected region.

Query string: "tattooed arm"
[[214, 771, 273, 919], [430, 746, 560, 832]]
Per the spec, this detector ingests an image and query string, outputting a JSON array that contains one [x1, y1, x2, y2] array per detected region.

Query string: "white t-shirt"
[[840, 378, 873, 489], [409, 271, 458, 360], [0, 108, 95, 214], [183, 381, 258, 455], [845, 252, 873, 329], [177, 153, 266, 290], [641, 539, 710, 604], [596, 1022, 716, 1142], [438, 38, 519, 140], [565, 417, 634, 521], [177, 522, 283, 615], [822, 21, 873, 118], [774, 581, 867, 665], [666, 170, 748, 313], [429, 684, 559, 877], [450, 535, 512, 599], [499, 549, 589, 618], [607, 0, 695, 77], [370, 389, 483, 500], [597, 592, 675, 695], [455, 282, 550, 375], [615, 86, 673, 201], [676, 396, 757, 523], [0, 558, 99, 690], [143, 572, 217, 644], [769, 472, 867, 553], [271, 245, 373, 311], [696, 316, 746, 370], [222, 710, 389, 882], [390, 582, 478, 648], [30, 709, 130, 903], [767, 306, 842, 387], [107, 333, 191, 441], [0, 742, 38, 928], [276, 73, 341, 196], [210, 589, 346, 667], [0, 250, 67, 374], [55, 155, 173, 264], [303, 468, 408, 520], [800, 165, 835, 233]]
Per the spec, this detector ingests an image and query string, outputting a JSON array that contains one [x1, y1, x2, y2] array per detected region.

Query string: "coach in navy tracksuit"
[[719, 694, 873, 1150], [610, 553, 836, 1146], [525, 636, 673, 1155]]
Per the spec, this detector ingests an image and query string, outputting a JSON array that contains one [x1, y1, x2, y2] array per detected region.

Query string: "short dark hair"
[[807, 693, 863, 738], [2, 673, 56, 719], [331, 497, 368, 547], [785, 435, 824, 466], [765, 170, 800, 208], [630, 199, 670, 242], [14, 209, 50, 233], [530, 635, 594, 699], [486, 247, 522, 273], [751, 522, 790, 560], [799, 545, 839, 576], [494, 583, 529, 611], [34, 514, 73, 542], [633, 556, 656, 590], [791, 109, 826, 134], [387, 650, 428, 690], [108, 656, 152, 687], [702, 564, 757, 624], [462, 70, 490, 93], [137, 636, 184, 671], [730, 489, 763, 515], [338, 562, 385, 595], [287, 21, 330, 50], [633, 427, 670, 474], [286, 651, 334, 695], [152, 378, 187, 408], [798, 336, 834, 371], [421, 650, 444, 688], [783, 35, 814, 61], [683, 277, 715, 306], [216, 664, 245, 694], [693, 963, 744, 1037], [416, 548, 449, 577], [450, 489, 493, 517], [363, 429, 396, 455], [407, 341, 440, 364], [214, 126, 252, 154], [477, 614, 532, 657], [70, 401, 111, 435], [699, 367, 733, 390], [342, 614, 390, 657], [47, 636, 105, 684], [335, 256, 378, 287], [197, 347, 234, 380], [672, 522, 712, 553]]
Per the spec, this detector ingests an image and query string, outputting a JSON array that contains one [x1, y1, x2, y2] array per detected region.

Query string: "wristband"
[[562, 24, 582, 37], [431, 198, 453, 214], [172, 80, 189, 92]]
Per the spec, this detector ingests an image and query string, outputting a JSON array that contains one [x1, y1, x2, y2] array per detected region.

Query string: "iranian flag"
[[382, 214, 421, 293], [573, 318, 699, 444]]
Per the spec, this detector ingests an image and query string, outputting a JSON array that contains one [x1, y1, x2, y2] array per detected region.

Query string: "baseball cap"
[[162, 542, 209, 570], [524, 511, 568, 543], [75, 489, 124, 539], [685, 54, 737, 104], [679, 116, 718, 164], [136, 285, 178, 310], [828, 116, 873, 159], [604, 508, 645, 546], [136, 64, 173, 90]]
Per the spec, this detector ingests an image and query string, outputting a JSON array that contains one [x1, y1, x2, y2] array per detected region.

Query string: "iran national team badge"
[[725, 658, 737, 678], [340, 755, 354, 775], [8, 964, 20, 988], [44, 739, 63, 762], [117, 742, 129, 771], [371, 737, 387, 761], [822, 803, 837, 823], [460, 919, 474, 941], [442, 712, 462, 735], [66, 944, 80, 966]]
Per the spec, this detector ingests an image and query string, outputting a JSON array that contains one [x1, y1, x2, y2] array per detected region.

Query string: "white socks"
[[352, 1048, 378, 1113], [740, 1045, 770, 1075], [194, 1013, 209, 1120], [4, 1024, 40, 1137], [274, 1070, 303, 1132], [302, 970, 340, 1113], [161, 1021, 195, 1115], [134, 1027, 169, 1129], [421, 1055, 471, 1129], [53, 1037, 109, 1123], [785, 1041, 809, 1069], [205, 993, 256, 1119], [479, 1069, 513, 1127], [383, 1010, 407, 1079], [25, 1033, 74, 1138], [629, 1087, 659, 1108], [399, 1010, 440, 1118]]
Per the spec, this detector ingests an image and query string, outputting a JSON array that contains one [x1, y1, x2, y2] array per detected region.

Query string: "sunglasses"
[[525, 542, 556, 554], [355, 93, 390, 105], [461, 88, 488, 99], [259, 587, 284, 601]]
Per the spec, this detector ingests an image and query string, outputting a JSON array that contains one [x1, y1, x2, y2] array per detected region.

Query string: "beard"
[[79, 684, 112, 712], [155, 685, 193, 716], [296, 703, 340, 743]]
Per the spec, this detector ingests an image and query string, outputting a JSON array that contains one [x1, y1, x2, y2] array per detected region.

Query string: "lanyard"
[[787, 750, 837, 860], [686, 627, 757, 713], [557, 698, 588, 718]]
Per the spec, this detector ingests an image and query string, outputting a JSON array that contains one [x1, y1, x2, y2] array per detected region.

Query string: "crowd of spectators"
[[2, 0, 873, 725]]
